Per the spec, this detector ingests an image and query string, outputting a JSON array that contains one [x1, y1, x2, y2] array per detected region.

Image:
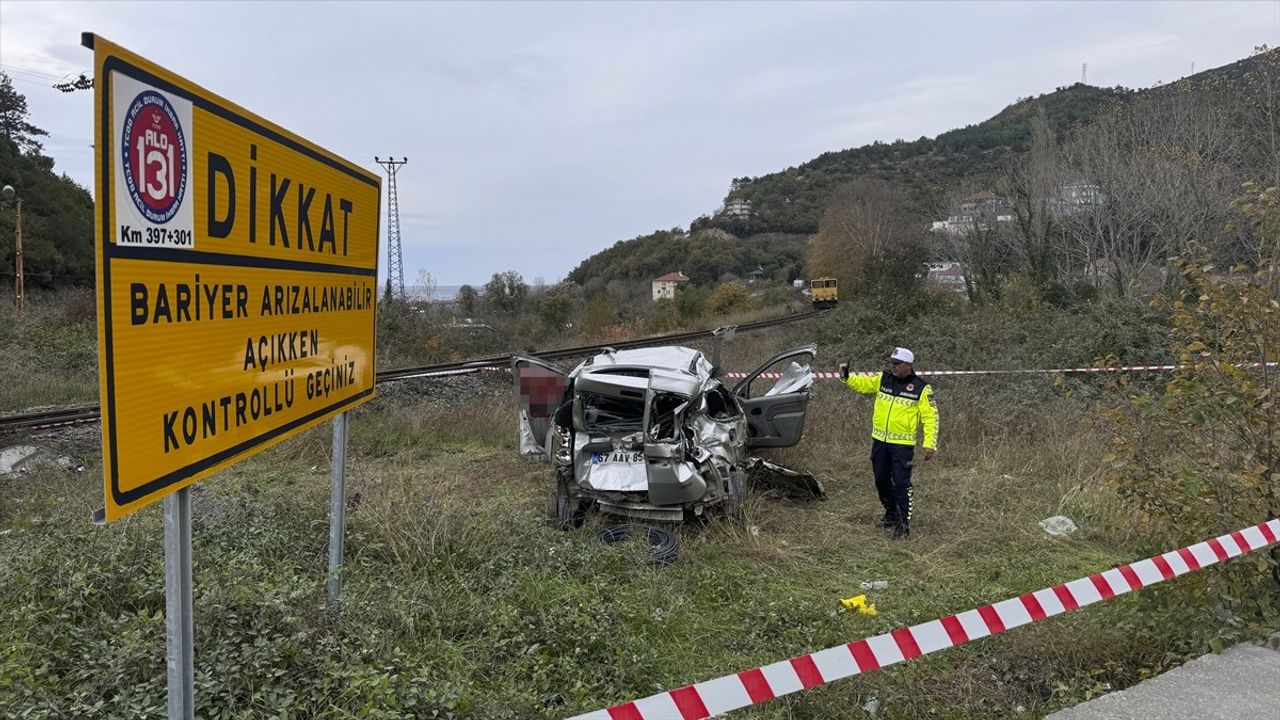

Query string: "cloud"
[[1, 0, 1273, 284]]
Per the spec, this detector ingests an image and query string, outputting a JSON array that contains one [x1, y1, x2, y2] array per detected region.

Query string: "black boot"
[[878, 514, 897, 528], [891, 523, 911, 540]]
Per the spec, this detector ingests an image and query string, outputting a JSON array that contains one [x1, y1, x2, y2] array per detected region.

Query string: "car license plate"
[[591, 451, 643, 465]]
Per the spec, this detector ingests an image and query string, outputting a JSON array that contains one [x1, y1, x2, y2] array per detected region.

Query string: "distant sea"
[[406, 284, 467, 301]]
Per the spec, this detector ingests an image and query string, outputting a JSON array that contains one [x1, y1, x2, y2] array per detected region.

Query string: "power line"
[[1, 64, 94, 92], [374, 156, 408, 301], [0, 64, 66, 82]]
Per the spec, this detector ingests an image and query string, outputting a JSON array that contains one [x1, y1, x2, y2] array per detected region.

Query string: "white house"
[[718, 199, 753, 218], [930, 191, 1014, 236], [652, 271, 691, 301], [925, 261, 968, 294]]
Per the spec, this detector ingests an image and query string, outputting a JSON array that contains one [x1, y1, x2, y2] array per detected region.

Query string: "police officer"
[[839, 347, 939, 538]]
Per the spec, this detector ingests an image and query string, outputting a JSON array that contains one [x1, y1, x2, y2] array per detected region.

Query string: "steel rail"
[[0, 309, 827, 434]]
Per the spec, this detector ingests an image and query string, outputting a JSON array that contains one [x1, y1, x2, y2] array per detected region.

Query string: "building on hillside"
[[1051, 183, 1105, 216], [925, 261, 968, 295], [652, 271, 691, 301], [930, 191, 1013, 236], [746, 266, 767, 284], [718, 198, 753, 219], [958, 191, 1006, 215]]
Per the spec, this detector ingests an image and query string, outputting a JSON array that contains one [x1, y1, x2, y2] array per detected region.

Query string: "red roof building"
[[652, 271, 691, 301]]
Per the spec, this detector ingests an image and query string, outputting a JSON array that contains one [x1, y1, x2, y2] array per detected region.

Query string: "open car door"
[[733, 345, 817, 448], [512, 355, 568, 459]]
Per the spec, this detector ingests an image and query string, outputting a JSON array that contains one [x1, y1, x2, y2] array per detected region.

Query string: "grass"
[[0, 302, 1250, 719], [0, 334, 1207, 719], [0, 289, 99, 412]]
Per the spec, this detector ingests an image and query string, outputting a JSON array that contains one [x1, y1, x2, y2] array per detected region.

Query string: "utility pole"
[[1081, 63, 1087, 85], [2, 185, 21, 314], [374, 156, 408, 302], [14, 197, 21, 314]]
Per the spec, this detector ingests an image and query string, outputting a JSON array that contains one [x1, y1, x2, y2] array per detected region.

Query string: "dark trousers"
[[871, 439, 914, 528]]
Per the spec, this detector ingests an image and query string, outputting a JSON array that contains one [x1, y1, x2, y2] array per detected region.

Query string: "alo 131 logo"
[[120, 90, 188, 224]]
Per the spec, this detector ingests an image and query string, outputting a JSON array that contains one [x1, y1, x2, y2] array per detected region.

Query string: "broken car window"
[[703, 384, 740, 420], [647, 393, 689, 442], [580, 391, 645, 433]]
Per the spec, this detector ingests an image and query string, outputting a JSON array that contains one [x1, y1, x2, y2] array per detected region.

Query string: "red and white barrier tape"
[[415, 361, 1276, 381], [725, 362, 1278, 380], [567, 517, 1280, 720]]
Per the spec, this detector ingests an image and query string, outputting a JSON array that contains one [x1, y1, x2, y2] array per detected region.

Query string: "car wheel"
[[555, 472, 587, 530]]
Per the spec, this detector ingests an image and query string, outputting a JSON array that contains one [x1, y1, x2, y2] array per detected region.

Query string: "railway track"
[[0, 309, 828, 434]]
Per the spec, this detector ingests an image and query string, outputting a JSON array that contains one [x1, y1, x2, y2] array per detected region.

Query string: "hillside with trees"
[[809, 46, 1279, 309], [565, 228, 808, 296], [0, 72, 95, 291], [705, 49, 1277, 237]]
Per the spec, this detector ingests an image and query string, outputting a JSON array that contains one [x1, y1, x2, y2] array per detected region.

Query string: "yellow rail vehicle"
[[810, 277, 838, 308]]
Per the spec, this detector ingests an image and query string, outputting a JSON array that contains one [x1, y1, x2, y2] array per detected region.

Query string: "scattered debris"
[[861, 695, 880, 715], [746, 457, 826, 500], [840, 594, 878, 616], [1039, 515, 1079, 536], [748, 525, 760, 537], [859, 580, 890, 590], [0, 444, 84, 476]]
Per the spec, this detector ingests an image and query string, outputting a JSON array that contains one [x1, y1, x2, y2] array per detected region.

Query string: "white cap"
[[890, 347, 915, 364]]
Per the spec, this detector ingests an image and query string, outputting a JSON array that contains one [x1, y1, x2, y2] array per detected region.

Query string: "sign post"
[[162, 488, 194, 719], [87, 33, 380, 715], [328, 413, 347, 607]]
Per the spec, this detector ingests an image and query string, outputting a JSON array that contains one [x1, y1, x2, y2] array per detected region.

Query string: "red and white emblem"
[[120, 90, 188, 224]]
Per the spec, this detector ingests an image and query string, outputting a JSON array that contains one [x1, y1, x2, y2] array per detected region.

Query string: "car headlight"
[[553, 425, 572, 466]]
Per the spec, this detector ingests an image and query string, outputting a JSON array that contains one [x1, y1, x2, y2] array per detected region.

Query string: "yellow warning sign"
[[89, 35, 380, 521]]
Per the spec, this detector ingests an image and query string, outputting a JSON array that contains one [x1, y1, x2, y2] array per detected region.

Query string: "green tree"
[[706, 281, 750, 315], [675, 285, 708, 323], [538, 285, 575, 330], [582, 294, 616, 336], [1107, 183, 1280, 649], [0, 72, 48, 154], [0, 73, 94, 290], [457, 284, 477, 316], [647, 297, 679, 333], [484, 270, 528, 314]]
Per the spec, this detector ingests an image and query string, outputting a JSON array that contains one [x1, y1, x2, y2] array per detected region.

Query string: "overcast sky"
[[1, 1, 1276, 286]]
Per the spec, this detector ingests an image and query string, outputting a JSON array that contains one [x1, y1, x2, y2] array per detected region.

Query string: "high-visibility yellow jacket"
[[844, 371, 939, 449]]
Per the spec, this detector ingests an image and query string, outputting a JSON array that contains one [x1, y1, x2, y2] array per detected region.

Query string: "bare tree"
[[809, 179, 927, 311], [1059, 89, 1243, 297], [930, 180, 1018, 303], [1229, 46, 1280, 189], [1000, 109, 1062, 290]]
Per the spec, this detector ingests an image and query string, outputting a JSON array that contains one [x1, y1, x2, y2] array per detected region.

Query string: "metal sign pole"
[[328, 412, 348, 606], [712, 325, 736, 370], [163, 487, 194, 719]]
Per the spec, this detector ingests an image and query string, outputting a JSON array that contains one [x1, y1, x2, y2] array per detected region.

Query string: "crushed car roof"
[[572, 346, 714, 378]]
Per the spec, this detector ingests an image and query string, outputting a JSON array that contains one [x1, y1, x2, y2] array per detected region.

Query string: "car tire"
[[594, 525, 680, 565], [555, 472, 587, 530]]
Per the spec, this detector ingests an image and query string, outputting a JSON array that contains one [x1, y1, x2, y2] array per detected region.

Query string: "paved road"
[[1045, 641, 1280, 720]]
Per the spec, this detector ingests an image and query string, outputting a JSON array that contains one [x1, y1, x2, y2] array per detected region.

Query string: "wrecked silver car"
[[513, 343, 820, 526]]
